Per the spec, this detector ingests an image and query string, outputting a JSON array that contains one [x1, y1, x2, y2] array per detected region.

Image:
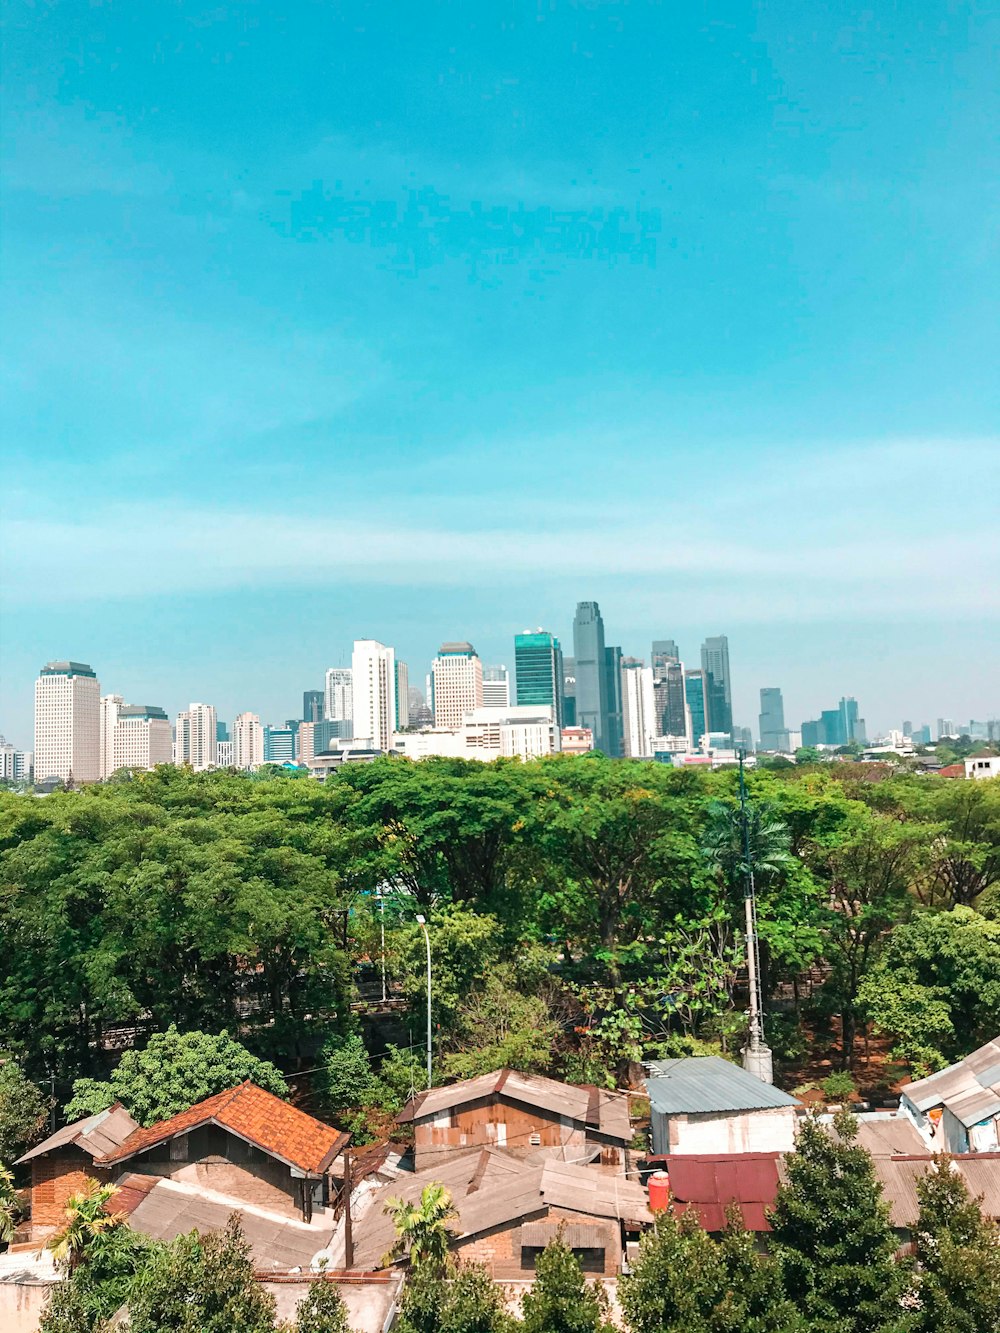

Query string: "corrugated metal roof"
[[661, 1152, 781, 1232], [397, 1069, 631, 1142], [902, 1039, 1000, 1128], [644, 1057, 801, 1115], [851, 1116, 927, 1157], [520, 1220, 611, 1249], [16, 1104, 140, 1166]]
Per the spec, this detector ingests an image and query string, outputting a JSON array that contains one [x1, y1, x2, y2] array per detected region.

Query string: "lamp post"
[[415, 914, 432, 1089], [738, 749, 774, 1084]]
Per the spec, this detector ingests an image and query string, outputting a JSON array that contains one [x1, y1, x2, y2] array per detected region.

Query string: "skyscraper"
[[685, 669, 707, 747], [395, 660, 410, 729], [621, 662, 657, 758], [573, 602, 609, 752], [34, 661, 101, 785], [432, 642, 484, 728], [562, 657, 576, 727], [700, 636, 733, 737], [758, 688, 790, 752], [651, 639, 680, 664], [233, 712, 265, 768], [482, 665, 511, 710], [100, 693, 124, 779], [324, 668, 353, 727], [302, 690, 324, 724], [264, 723, 298, 763], [821, 708, 846, 746], [652, 658, 687, 737], [514, 630, 564, 727], [839, 697, 866, 745], [604, 645, 624, 757], [114, 705, 172, 771], [175, 703, 218, 771], [351, 640, 396, 752]]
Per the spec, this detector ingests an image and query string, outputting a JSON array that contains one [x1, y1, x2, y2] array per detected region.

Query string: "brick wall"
[[128, 1151, 303, 1218], [453, 1206, 620, 1279], [30, 1149, 112, 1237]]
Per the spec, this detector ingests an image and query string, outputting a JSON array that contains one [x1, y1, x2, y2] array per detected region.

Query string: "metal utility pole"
[[376, 888, 387, 1004], [738, 750, 774, 1084], [342, 1147, 354, 1269], [416, 914, 432, 1089]]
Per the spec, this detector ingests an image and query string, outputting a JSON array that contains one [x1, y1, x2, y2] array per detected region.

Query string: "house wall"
[[413, 1096, 587, 1168], [0, 1278, 59, 1333], [941, 1107, 969, 1155], [30, 1148, 112, 1237], [454, 1206, 620, 1280], [651, 1106, 796, 1156], [124, 1125, 304, 1218]]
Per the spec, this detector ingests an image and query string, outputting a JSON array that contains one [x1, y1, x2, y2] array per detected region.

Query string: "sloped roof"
[[115, 1173, 334, 1270], [902, 1039, 1000, 1128], [349, 1147, 650, 1270], [662, 1152, 782, 1232], [645, 1057, 801, 1115], [850, 1115, 928, 1157], [99, 1082, 349, 1175], [397, 1069, 631, 1142], [16, 1104, 139, 1165]]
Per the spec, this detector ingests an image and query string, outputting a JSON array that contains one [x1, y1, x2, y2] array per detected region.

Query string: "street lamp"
[[415, 914, 432, 1089]]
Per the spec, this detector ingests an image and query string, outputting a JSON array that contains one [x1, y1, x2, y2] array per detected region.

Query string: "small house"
[[644, 1056, 800, 1156], [396, 1069, 632, 1169], [900, 1038, 1000, 1153]]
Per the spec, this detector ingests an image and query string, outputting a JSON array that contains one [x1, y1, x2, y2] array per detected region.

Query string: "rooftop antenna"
[[738, 749, 774, 1084]]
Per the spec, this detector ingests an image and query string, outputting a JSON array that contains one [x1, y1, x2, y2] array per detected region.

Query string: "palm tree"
[[46, 1178, 125, 1271], [382, 1182, 458, 1271], [702, 798, 795, 890], [1, 1164, 22, 1244]]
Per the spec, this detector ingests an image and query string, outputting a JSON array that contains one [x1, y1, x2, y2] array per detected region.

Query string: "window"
[[529, 1132, 541, 1146]]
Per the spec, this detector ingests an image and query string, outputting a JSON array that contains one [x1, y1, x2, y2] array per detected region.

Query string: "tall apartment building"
[[324, 668, 353, 729], [758, 688, 790, 752], [482, 665, 511, 710], [100, 693, 124, 779], [514, 630, 564, 727], [700, 636, 733, 737], [621, 662, 657, 759], [573, 602, 609, 752], [432, 642, 484, 728], [352, 640, 396, 752], [653, 658, 687, 738], [34, 661, 101, 785], [0, 737, 32, 782], [175, 703, 218, 771], [114, 706, 172, 771], [395, 660, 410, 729], [232, 712, 266, 768]]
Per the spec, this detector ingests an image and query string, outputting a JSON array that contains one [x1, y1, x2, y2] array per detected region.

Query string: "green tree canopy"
[[0, 1056, 49, 1161], [64, 1027, 288, 1126], [910, 1156, 1000, 1333], [519, 1235, 614, 1333]]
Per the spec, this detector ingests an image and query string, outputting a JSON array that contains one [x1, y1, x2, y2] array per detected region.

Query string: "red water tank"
[[648, 1170, 670, 1213]]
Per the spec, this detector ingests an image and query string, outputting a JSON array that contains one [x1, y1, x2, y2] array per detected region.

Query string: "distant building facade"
[[482, 665, 511, 710], [352, 640, 396, 752], [573, 602, 609, 752], [175, 703, 218, 771], [514, 630, 564, 727], [114, 705, 172, 771], [34, 661, 101, 785], [232, 712, 265, 768], [700, 636, 733, 738], [758, 688, 790, 752], [432, 642, 484, 728]]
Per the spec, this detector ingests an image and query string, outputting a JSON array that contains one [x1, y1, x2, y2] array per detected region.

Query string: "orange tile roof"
[[98, 1082, 349, 1175]]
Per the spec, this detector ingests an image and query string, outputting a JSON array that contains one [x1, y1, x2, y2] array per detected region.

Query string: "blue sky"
[[2, 0, 997, 748]]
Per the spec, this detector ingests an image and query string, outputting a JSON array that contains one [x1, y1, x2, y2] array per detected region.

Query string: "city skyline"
[[2, 5, 997, 745]]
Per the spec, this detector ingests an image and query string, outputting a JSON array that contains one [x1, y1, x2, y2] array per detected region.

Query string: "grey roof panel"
[[902, 1038, 1000, 1128], [644, 1057, 801, 1115]]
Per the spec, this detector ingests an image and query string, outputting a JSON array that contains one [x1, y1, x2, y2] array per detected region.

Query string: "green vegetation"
[[0, 1056, 49, 1161], [911, 1156, 1000, 1333], [519, 1234, 615, 1333]]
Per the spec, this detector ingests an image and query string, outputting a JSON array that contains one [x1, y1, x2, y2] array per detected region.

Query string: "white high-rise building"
[[324, 668, 353, 727], [34, 661, 101, 785], [395, 660, 410, 729], [175, 703, 218, 771], [352, 640, 396, 752], [216, 740, 235, 766], [100, 694, 124, 779], [232, 712, 266, 769], [0, 737, 32, 782], [482, 665, 511, 710], [432, 642, 484, 729], [114, 706, 172, 771], [622, 663, 657, 759]]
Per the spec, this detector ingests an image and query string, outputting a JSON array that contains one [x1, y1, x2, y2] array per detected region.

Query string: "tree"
[[858, 907, 1000, 1070], [519, 1236, 614, 1333], [396, 1261, 513, 1333], [919, 778, 1000, 908], [315, 1034, 376, 1117], [128, 1215, 278, 1333], [0, 1057, 50, 1161], [768, 1112, 909, 1333], [441, 962, 559, 1080], [384, 1184, 459, 1271], [1, 1162, 22, 1242], [621, 1207, 806, 1333], [38, 1280, 107, 1333], [47, 1180, 125, 1273], [910, 1156, 1000, 1333], [65, 1026, 288, 1126], [291, 1277, 351, 1333], [40, 1226, 161, 1330]]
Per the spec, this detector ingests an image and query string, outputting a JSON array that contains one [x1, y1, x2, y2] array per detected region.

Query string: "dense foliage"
[[0, 760, 997, 1129]]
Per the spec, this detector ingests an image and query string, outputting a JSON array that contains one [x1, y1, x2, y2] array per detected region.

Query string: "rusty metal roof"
[[661, 1152, 782, 1232], [16, 1104, 139, 1166], [902, 1039, 1000, 1129], [397, 1070, 631, 1143]]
